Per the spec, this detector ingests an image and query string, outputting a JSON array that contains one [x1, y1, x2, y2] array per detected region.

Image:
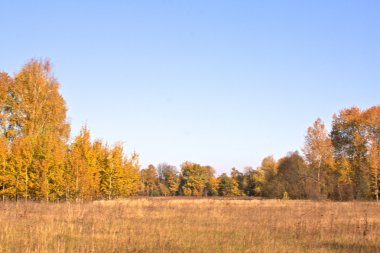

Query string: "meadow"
[[0, 198, 379, 253]]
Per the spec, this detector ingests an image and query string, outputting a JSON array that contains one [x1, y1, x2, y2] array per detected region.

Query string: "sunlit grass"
[[0, 198, 379, 252]]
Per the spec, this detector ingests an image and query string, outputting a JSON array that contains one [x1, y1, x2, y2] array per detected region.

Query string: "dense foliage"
[[139, 106, 380, 201], [0, 60, 379, 201], [0, 60, 139, 201]]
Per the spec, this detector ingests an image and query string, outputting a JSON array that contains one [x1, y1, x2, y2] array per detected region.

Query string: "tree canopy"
[[0, 60, 379, 201]]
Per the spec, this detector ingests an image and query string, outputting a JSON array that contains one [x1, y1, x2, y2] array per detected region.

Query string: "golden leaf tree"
[[9, 59, 70, 201], [303, 118, 335, 199], [100, 144, 140, 199], [0, 59, 70, 201], [66, 126, 99, 201]]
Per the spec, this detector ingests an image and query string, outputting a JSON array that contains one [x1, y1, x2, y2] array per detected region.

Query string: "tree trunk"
[[25, 166, 28, 202], [76, 166, 79, 202], [337, 183, 342, 201], [375, 174, 379, 202], [317, 158, 322, 199], [108, 175, 112, 200], [16, 175, 19, 202]]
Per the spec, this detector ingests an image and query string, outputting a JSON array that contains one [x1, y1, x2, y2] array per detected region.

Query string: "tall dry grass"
[[0, 198, 379, 252]]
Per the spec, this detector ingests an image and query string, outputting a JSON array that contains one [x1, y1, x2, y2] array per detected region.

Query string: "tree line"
[[0, 59, 379, 201], [0, 59, 140, 201], [142, 106, 380, 201]]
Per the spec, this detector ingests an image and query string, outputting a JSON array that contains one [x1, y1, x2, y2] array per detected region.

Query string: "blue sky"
[[1, 1, 379, 174]]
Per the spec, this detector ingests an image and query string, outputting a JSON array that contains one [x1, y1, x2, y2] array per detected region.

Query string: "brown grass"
[[0, 198, 379, 252]]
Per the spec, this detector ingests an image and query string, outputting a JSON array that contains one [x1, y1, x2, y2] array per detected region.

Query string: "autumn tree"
[[303, 118, 335, 199], [218, 173, 240, 196], [91, 139, 108, 199], [0, 73, 12, 200], [100, 144, 140, 199], [266, 152, 308, 199], [2, 59, 70, 201], [334, 157, 353, 200], [180, 162, 210, 196], [100, 143, 121, 199], [0, 72, 13, 139], [363, 106, 380, 200], [230, 168, 244, 195], [202, 165, 217, 196], [240, 166, 256, 196], [33, 133, 67, 201], [0, 137, 8, 201], [117, 151, 140, 197], [157, 163, 180, 196], [0, 60, 143, 201], [253, 156, 277, 197], [140, 164, 159, 196], [205, 175, 219, 196], [331, 107, 370, 199], [66, 127, 99, 201], [9, 59, 70, 138], [7, 136, 34, 201], [367, 140, 380, 201]]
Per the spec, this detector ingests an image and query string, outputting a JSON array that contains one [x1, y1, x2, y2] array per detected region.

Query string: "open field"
[[0, 198, 379, 253]]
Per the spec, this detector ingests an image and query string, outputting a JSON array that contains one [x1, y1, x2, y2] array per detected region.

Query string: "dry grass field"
[[0, 198, 379, 253]]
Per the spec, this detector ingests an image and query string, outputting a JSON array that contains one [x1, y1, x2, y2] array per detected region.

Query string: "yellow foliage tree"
[[5, 59, 70, 201], [303, 118, 335, 199], [100, 144, 140, 199], [66, 127, 98, 201]]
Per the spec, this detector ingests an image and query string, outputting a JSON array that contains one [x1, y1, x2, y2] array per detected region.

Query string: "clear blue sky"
[[1, 1, 379, 174]]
